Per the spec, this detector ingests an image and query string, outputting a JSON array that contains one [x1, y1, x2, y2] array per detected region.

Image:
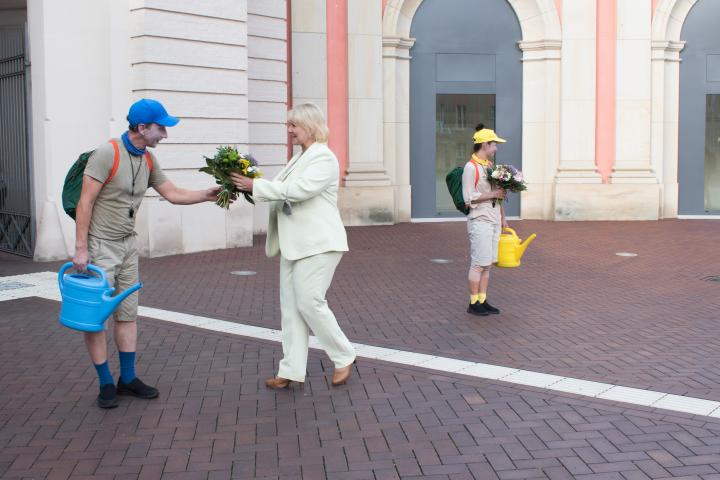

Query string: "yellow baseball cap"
[[473, 128, 506, 144]]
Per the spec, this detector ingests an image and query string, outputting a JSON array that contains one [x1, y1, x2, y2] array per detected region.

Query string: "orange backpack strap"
[[104, 140, 121, 185], [144, 151, 153, 172], [473, 162, 480, 187]]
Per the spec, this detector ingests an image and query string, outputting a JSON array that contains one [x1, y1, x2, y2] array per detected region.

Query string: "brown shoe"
[[331, 361, 356, 387], [265, 377, 292, 389]]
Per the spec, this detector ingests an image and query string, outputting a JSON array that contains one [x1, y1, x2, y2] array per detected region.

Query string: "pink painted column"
[[326, 0, 349, 182], [595, 0, 616, 183], [652, 0, 661, 17]]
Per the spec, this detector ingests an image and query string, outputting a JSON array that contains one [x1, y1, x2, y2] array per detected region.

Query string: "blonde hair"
[[287, 103, 329, 143]]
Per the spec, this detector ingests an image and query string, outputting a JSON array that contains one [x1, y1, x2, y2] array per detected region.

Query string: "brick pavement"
[[2, 219, 720, 479], [128, 220, 720, 400], [3, 297, 720, 479]]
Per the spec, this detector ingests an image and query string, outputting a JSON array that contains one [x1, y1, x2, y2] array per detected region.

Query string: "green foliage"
[[199, 145, 262, 209]]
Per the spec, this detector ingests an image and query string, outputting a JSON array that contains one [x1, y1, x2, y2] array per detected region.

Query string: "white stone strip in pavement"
[[3, 271, 720, 419]]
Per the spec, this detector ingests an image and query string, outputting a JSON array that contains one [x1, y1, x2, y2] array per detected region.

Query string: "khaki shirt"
[[84, 139, 168, 240], [462, 159, 501, 224]]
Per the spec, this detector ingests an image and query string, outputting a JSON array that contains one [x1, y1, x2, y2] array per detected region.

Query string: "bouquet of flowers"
[[486, 164, 527, 206], [199, 146, 262, 209]]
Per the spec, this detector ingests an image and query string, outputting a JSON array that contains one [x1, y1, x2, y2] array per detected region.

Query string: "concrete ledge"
[[554, 184, 661, 220], [338, 186, 395, 226]]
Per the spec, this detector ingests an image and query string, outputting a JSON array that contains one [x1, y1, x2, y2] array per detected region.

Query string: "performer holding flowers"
[[230, 103, 356, 389], [462, 124, 509, 317]]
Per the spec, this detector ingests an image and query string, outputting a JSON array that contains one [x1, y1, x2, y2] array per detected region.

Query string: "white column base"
[[344, 166, 392, 187], [33, 200, 71, 261], [660, 182, 679, 218], [554, 184, 661, 220], [521, 183, 555, 219], [338, 185, 395, 225], [393, 184, 411, 223], [611, 169, 658, 184]]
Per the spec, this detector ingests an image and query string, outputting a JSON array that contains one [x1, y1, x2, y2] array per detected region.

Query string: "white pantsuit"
[[252, 142, 356, 382]]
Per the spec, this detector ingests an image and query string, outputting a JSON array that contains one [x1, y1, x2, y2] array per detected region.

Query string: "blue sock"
[[94, 361, 114, 387], [118, 351, 136, 384]]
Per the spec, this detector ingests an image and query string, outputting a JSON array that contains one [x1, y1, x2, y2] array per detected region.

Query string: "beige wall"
[[28, 0, 290, 260], [248, 0, 289, 234]]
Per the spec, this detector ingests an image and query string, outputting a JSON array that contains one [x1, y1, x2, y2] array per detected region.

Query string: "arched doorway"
[[678, 0, 720, 215], [409, 0, 522, 219]]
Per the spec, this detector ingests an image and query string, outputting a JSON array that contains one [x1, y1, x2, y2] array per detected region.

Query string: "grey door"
[[679, 0, 720, 215], [409, 0, 522, 219]]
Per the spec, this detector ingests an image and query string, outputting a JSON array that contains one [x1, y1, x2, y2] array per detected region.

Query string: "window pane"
[[435, 94, 495, 214], [706, 95, 720, 211]]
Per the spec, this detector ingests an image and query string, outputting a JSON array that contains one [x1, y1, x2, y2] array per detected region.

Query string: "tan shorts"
[[88, 235, 140, 322], [467, 219, 500, 267]]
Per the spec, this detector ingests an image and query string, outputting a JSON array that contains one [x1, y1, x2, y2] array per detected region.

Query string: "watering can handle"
[[58, 262, 73, 294], [86, 264, 108, 284], [57, 262, 108, 294], [503, 227, 519, 239]]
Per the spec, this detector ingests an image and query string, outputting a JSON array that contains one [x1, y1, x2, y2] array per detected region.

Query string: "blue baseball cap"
[[127, 99, 180, 127]]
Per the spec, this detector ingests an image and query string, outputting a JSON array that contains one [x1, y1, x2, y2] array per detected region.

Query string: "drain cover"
[[231, 270, 257, 276], [615, 252, 638, 257], [702, 275, 720, 282], [0, 281, 32, 291], [430, 258, 452, 264]]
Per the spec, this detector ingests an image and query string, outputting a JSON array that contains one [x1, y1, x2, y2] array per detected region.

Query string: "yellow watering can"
[[496, 227, 537, 268]]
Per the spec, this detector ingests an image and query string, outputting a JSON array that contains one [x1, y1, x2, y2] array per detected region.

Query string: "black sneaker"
[[467, 302, 489, 316], [482, 301, 500, 314], [117, 377, 159, 399], [98, 383, 119, 409]]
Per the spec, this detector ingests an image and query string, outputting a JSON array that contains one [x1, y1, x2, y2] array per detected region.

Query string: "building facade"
[[0, 0, 717, 261]]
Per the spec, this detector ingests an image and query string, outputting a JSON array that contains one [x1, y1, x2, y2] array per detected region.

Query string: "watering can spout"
[[517, 233, 537, 260], [101, 282, 143, 316]]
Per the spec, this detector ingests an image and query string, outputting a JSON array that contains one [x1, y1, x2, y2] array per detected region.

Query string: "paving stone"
[[3, 221, 720, 479]]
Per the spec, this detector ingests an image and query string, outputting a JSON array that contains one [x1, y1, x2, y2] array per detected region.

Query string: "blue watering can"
[[58, 262, 142, 332]]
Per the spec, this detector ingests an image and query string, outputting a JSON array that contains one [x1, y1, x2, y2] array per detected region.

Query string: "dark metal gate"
[[0, 26, 33, 257]]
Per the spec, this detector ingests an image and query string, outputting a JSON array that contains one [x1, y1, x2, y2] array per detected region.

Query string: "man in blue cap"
[[72, 99, 221, 408]]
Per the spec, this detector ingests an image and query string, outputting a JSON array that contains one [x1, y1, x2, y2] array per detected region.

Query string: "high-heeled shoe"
[[331, 360, 356, 387], [265, 377, 293, 389]]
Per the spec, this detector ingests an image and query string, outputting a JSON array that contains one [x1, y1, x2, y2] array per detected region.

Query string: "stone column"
[[612, 0, 658, 185], [651, 40, 684, 218], [518, 39, 562, 220], [291, 0, 327, 112], [339, 0, 394, 225], [382, 36, 414, 222], [555, 0, 601, 186]]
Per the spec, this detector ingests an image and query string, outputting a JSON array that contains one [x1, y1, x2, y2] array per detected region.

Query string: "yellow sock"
[[478, 293, 487, 304], [470, 294, 479, 304]]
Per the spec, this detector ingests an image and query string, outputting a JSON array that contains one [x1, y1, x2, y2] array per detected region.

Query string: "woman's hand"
[[230, 172, 254, 192]]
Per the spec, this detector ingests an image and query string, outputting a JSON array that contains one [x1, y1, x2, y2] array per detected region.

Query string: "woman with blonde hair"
[[231, 103, 356, 388]]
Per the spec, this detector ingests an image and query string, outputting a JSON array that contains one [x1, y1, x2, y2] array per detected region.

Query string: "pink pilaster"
[[595, 0, 616, 183], [326, 0, 349, 181]]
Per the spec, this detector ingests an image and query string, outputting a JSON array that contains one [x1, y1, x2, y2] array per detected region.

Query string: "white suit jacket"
[[253, 142, 348, 260]]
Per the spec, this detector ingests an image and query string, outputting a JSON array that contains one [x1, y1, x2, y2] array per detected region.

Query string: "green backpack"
[[61, 139, 152, 219], [445, 162, 479, 215]]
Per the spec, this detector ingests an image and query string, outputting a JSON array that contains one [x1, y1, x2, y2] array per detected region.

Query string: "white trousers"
[[277, 251, 356, 382]]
